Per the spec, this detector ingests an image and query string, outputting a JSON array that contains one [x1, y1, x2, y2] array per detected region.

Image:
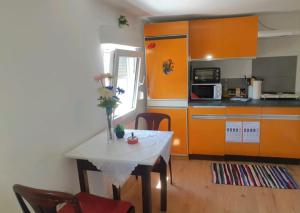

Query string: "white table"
[[65, 129, 173, 213]]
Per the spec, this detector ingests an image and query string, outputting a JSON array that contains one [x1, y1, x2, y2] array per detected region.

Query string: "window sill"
[[113, 108, 137, 126]]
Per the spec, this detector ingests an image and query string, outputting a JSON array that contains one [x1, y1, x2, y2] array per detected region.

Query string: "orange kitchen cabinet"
[[225, 118, 260, 156], [145, 38, 188, 99], [144, 21, 189, 37], [189, 16, 258, 59], [260, 107, 300, 158], [188, 107, 226, 155], [225, 107, 261, 156], [148, 108, 188, 155], [226, 107, 261, 115]]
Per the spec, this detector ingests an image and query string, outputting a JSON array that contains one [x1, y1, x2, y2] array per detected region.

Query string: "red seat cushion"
[[58, 192, 133, 213]]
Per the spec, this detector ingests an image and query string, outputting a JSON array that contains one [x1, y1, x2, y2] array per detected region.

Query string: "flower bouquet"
[[94, 73, 124, 142]]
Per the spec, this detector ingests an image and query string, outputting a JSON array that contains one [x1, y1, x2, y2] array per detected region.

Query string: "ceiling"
[[102, 0, 300, 21]]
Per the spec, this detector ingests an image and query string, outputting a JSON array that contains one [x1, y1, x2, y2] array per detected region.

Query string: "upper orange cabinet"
[[189, 16, 258, 60], [144, 21, 189, 37]]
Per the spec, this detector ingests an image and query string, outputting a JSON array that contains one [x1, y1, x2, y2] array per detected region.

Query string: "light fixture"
[[205, 54, 213, 60]]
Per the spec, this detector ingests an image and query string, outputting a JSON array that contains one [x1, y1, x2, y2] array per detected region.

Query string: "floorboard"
[[120, 157, 300, 213]]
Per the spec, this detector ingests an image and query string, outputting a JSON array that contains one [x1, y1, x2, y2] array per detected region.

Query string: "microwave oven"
[[190, 83, 222, 100], [191, 67, 221, 83]]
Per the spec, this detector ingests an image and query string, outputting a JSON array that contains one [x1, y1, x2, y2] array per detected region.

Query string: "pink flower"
[[94, 74, 105, 81], [94, 73, 113, 81]]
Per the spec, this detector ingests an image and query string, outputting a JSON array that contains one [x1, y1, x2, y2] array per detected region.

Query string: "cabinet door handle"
[[192, 115, 226, 120], [261, 115, 300, 120], [227, 115, 261, 119]]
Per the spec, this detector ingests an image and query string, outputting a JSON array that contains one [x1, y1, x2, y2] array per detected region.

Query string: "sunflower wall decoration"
[[162, 59, 174, 75]]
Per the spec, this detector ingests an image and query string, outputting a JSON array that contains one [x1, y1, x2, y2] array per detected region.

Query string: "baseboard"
[[189, 154, 224, 161], [189, 154, 300, 165]]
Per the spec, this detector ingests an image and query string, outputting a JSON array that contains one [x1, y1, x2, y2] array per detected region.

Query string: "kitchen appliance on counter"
[[190, 83, 222, 100], [252, 80, 262, 99], [191, 67, 221, 83], [261, 93, 300, 99], [190, 67, 222, 100], [226, 88, 247, 98]]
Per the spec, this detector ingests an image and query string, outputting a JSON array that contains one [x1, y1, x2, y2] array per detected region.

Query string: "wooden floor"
[[121, 157, 300, 213]]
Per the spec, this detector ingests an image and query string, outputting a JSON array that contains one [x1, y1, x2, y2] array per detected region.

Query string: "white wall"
[[0, 0, 145, 212]]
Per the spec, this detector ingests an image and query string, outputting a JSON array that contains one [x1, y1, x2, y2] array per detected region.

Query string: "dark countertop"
[[189, 99, 300, 107]]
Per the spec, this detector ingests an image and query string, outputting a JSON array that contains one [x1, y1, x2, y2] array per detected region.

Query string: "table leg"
[[141, 166, 152, 213], [112, 184, 121, 200], [160, 158, 167, 211], [77, 159, 89, 193]]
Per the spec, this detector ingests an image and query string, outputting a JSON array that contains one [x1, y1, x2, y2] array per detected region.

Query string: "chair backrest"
[[13, 184, 81, 213], [135, 112, 171, 131]]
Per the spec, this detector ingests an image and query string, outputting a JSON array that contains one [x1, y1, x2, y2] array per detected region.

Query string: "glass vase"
[[106, 107, 115, 143]]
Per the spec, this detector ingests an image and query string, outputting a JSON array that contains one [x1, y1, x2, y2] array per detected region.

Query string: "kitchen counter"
[[189, 99, 300, 107]]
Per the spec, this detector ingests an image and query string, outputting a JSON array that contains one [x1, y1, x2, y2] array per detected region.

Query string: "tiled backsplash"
[[221, 78, 248, 92], [252, 56, 297, 93]]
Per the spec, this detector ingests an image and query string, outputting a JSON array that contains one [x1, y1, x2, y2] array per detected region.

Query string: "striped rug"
[[212, 163, 299, 189]]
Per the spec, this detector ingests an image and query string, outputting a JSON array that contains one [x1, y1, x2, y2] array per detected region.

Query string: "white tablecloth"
[[65, 129, 173, 186]]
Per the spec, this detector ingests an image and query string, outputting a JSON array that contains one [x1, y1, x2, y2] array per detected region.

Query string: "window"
[[101, 44, 141, 118]]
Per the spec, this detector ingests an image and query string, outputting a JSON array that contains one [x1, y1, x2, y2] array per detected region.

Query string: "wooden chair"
[[135, 112, 173, 184], [13, 184, 135, 213]]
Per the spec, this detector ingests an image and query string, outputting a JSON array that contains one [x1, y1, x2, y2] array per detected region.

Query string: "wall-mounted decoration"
[[118, 15, 129, 28], [162, 59, 174, 75], [147, 42, 156, 49]]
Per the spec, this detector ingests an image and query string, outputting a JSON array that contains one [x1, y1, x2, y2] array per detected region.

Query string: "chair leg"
[[128, 206, 135, 213], [112, 185, 121, 200], [169, 157, 173, 185]]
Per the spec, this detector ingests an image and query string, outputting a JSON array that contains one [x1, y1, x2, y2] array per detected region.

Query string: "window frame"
[[112, 49, 142, 120]]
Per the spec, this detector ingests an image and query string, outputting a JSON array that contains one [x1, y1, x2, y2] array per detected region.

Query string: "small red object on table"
[[127, 132, 138, 145]]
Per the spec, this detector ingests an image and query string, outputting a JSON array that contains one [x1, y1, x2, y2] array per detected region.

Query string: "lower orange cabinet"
[[188, 107, 225, 155], [224, 119, 260, 156], [260, 107, 300, 158], [187, 106, 300, 158], [147, 108, 188, 155], [224, 107, 261, 156]]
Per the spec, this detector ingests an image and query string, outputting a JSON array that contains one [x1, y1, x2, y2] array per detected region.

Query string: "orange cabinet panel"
[[145, 38, 188, 99], [221, 16, 258, 58], [189, 16, 258, 59], [189, 18, 224, 59], [188, 107, 225, 155], [225, 107, 261, 156], [262, 107, 300, 115], [260, 107, 300, 158], [225, 143, 260, 156], [226, 107, 261, 115], [144, 21, 189, 37], [147, 108, 188, 155], [189, 106, 226, 115]]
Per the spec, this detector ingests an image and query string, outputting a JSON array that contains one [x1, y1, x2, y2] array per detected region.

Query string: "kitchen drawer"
[[188, 108, 225, 155], [262, 107, 300, 115], [188, 106, 226, 115], [226, 107, 261, 115]]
